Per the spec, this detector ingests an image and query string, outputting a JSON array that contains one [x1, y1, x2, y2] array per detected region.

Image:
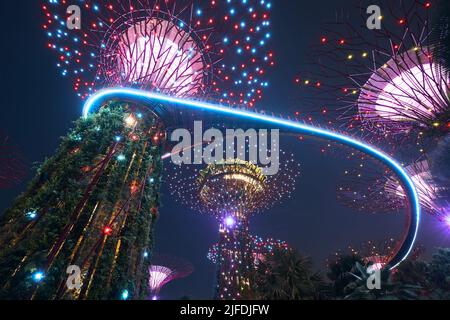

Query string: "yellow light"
[[362, 52, 368, 58], [433, 122, 440, 127], [347, 54, 353, 60], [124, 114, 137, 128]]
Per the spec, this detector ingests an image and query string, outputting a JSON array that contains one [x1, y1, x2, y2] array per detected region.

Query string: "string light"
[[42, 0, 275, 106]]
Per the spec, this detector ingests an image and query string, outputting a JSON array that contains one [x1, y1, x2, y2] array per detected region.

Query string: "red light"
[[103, 226, 113, 236]]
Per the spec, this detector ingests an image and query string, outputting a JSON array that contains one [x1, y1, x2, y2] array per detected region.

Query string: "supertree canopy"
[[169, 155, 299, 218], [42, 0, 275, 106], [337, 159, 448, 221], [294, 0, 450, 154], [167, 153, 299, 300], [0, 132, 27, 189], [148, 255, 193, 300], [384, 160, 448, 219], [357, 48, 449, 136]]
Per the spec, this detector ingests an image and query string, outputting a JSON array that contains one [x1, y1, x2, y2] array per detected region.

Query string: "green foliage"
[[250, 248, 327, 300], [327, 254, 364, 298], [0, 103, 163, 300], [251, 247, 450, 300], [326, 248, 450, 300]]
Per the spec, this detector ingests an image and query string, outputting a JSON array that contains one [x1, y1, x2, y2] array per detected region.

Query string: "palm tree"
[[251, 249, 327, 300], [427, 248, 450, 299], [326, 255, 364, 298]]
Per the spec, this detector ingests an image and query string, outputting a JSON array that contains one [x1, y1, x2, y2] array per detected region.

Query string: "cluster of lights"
[[329, 238, 399, 271], [293, 0, 448, 156], [338, 159, 448, 223], [167, 155, 298, 300], [168, 153, 300, 219], [207, 235, 289, 264], [26, 210, 38, 220], [385, 160, 448, 219], [42, 0, 275, 106]]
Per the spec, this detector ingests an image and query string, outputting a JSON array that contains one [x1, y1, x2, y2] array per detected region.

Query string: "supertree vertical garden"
[[42, 0, 275, 107], [0, 0, 275, 300], [148, 255, 193, 300], [0, 132, 27, 190], [294, 0, 449, 156], [168, 155, 299, 300], [0, 104, 165, 300]]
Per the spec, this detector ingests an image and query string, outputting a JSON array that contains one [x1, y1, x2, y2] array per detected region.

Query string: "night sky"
[[0, 1, 448, 300]]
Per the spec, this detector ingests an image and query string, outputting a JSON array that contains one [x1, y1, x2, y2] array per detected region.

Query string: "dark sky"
[[0, 1, 448, 300]]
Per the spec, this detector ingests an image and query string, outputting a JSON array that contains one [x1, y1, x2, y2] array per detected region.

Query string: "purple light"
[[224, 216, 236, 228], [445, 215, 450, 228], [152, 296, 158, 301]]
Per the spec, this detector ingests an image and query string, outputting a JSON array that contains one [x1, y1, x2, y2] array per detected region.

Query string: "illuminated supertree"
[[42, 0, 275, 107], [385, 160, 448, 219], [0, 132, 27, 189], [207, 235, 289, 266], [337, 159, 448, 221], [0, 104, 166, 300], [148, 255, 193, 300], [0, 0, 273, 300], [294, 0, 450, 154], [168, 154, 299, 300]]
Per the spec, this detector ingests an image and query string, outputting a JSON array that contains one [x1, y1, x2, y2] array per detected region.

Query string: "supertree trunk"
[[0, 102, 165, 300], [215, 212, 253, 300]]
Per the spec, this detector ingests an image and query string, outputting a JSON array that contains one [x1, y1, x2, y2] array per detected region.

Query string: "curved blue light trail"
[[83, 88, 421, 270]]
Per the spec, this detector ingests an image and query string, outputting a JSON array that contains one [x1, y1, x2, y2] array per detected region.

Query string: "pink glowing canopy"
[[358, 49, 449, 124], [148, 265, 174, 292], [388, 160, 445, 215], [113, 18, 205, 97]]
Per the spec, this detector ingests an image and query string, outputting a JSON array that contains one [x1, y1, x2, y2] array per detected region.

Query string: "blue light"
[[26, 210, 38, 220], [121, 290, 129, 300], [117, 154, 126, 162], [225, 216, 236, 228], [115, 136, 122, 142], [32, 271, 45, 283], [82, 88, 422, 270]]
